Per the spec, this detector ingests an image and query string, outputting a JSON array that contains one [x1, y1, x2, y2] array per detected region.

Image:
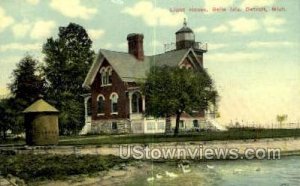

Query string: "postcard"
[[0, 0, 299, 185]]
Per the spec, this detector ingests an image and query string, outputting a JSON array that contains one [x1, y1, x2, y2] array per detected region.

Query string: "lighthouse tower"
[[175, 18, 195, 50], [175, 18, 207, 66]]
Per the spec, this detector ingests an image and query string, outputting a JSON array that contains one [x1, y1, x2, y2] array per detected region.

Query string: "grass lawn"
[[1, 128, 299, 146], [0, 154, 129, 183], [0, 137, 25, 145], [59, 128, 300, 146]]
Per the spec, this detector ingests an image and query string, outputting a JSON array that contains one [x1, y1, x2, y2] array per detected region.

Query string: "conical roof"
[[175, 18, 194, 34], [175, 27, 193, 34], [23, 99, 59, 113]]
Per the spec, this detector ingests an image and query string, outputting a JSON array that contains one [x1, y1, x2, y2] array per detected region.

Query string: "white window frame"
[[97, 94, 105, 116], [100, 66, 112, 87], [110, 92, 119, 115], [107, 66, 113, 84]]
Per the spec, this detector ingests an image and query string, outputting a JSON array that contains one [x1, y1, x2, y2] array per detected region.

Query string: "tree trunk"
[[3, 128, 6, 140], [165, 114, 172, 134], [0, 127, 3, 139], [174, 111, 182, 136], [1, 126, 6, 140]]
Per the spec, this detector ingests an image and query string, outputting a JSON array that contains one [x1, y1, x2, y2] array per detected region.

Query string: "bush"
[[0, 154, 128, 182]]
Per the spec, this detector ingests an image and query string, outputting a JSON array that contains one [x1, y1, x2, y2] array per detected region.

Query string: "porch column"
[[84, 96, 89, 118], [128, 92, 133, 114], [142, 95, 146, 112]]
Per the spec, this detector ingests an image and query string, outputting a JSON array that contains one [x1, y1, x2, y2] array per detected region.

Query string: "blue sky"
[[0, 0, 299, 125]]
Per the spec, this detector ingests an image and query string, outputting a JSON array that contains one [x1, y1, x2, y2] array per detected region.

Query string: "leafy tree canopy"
[[42, 23, 95, 134], [8, 55, 45, 106], [43, 22, 94, 96], [277, 114, 288, 127], [1, 55, 44, 136], [142, 65, 218, 135]]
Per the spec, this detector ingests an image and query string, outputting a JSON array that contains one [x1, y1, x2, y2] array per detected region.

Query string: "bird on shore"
[[233, 169, 243, 174], [156, 174, 163, 179], [178, 163, 191, 173], [147, 177, 155, 182], [207, 165, 215, 169], [165, 171, 178, 178]]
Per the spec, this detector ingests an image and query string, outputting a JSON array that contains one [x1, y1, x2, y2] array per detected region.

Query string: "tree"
[[276, 114, 288, 128], [3, 55, 45, 135], [42, 23, 95, 134], [142, 66, 218, 135], [9, 55, 45, 106], [0, 99, 12, 139]]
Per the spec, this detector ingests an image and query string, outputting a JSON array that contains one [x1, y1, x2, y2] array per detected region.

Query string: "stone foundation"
[[91, 117, 218, 134], [91, 119, 131, 134]]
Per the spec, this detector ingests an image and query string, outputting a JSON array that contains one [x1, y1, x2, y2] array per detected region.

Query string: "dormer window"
[[100, 66, 112, 86]]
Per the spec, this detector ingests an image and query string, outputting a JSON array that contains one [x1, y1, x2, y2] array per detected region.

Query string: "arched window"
[[100, 66, 113, 86], [107, 67, 113, 84], [97, 94, 105, 114], [110, 93, 118, 113], [100, 67, 106, 85], [87, 97, 92, 116], [132, 92, 143, 113]]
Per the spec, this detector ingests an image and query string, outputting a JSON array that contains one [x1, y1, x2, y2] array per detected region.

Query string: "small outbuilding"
[[23, 99, 59, 145]]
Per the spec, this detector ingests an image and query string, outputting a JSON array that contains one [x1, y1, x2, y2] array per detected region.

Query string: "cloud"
[[212, 16, 285, 34], [50, 0, 97, 19], [25, 0, 40, 5], [209, 43, 227, 50], [103, 43, 113, 49], [263, 16, 286, 27], [265, 27, 282, 33], [241, 0, 275, 7], [206, 52, 263, 63], [11, 20, 31, 38], [194, 26, 207, 33], [117, 42, 127, 50], [122, 1, 186, 26], [204, 0, 234, 13], [228, 17, 260, 34], [212, 25, 229, 33], [0, 6, 14, 32], [263, 16, 286, 33], [247, 41, 294, 48], [0, 42, 41, 52], [88, 29, 105, 40], [30, 20, 56, 40], [150, 40, 162, 48], [111, 0, 124, 5]]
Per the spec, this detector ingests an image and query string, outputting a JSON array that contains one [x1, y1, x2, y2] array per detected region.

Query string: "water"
[[126, 156, 300, 186]]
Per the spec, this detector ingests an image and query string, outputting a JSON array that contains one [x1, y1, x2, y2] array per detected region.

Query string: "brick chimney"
[[127, 33, 144, 61]]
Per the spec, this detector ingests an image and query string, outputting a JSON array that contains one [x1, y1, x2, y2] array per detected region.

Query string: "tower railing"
[[164, 42, 176, 52], [164, 42, 208, 52], [194, 42, 208, 51]]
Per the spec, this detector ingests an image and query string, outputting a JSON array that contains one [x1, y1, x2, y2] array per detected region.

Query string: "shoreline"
[[1, 137, 300, 159], [1, 147, 300, 185], [30, 154, 300, 186]]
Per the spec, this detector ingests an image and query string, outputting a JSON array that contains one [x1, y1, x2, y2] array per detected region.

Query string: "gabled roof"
[[23, 99, 59, 113], [83, 48, 201, 88]]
